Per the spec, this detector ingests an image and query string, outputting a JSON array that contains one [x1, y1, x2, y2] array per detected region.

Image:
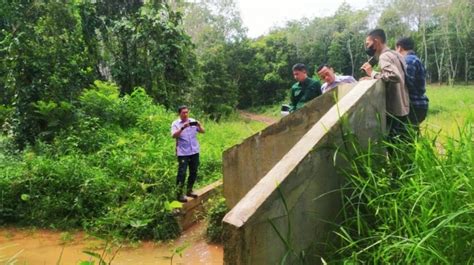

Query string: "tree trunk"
[[445, 38, 458, 86], [454, 21, 469, 85], [465, 53, 470, 85], [120, 39, 132, 95], [433, 39, 445, 85], [347, 38, 354, 76], [421, 22, 429, 82]]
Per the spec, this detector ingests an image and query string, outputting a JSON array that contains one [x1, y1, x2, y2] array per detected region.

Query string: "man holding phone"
[[171, 105, 205, 202], [360, 29, 409, 141]]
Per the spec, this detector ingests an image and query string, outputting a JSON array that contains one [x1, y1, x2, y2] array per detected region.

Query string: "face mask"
[[365, 45, 376, 57]]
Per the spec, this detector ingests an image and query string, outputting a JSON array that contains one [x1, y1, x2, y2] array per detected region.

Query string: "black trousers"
[[408, 106, 428, 134], [387, 114, 409, 141], [386, 115, 410, 175], [176, 153, 199, 194]]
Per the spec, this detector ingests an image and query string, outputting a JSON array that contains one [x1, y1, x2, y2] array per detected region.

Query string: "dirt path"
[[238, 110, 278, 125]]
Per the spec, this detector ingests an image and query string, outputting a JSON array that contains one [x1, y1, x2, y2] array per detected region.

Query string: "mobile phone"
[[368, 56, 377, 66], [189, 121, 198, 126], [361, 56, 378, 74]]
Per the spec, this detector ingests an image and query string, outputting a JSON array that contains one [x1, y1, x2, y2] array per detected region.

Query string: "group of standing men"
[[171, 28, 429, 203], [290, 28, 428, 140]]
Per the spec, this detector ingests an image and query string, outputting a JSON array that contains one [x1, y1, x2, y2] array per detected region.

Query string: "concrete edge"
[[222, 79, 379, 228], [182, 180, 223, 211], [222, 88, 339, 157], [177, 180, 223, 230]]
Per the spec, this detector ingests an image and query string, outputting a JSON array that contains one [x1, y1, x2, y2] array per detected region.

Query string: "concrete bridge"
[[221, 80, 386, 264]]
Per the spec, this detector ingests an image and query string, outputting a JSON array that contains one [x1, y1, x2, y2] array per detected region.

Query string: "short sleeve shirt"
[[171, 118, 200, 156], [321, 75, 357, 93]]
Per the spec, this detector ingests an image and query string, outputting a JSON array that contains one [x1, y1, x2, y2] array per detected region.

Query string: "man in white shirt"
[[317, 64, 357, 93], [171, 105, 205, 202]]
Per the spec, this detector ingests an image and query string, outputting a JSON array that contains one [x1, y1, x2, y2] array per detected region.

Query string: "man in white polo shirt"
[[171, 105, 205, 202], [317, 64, 356, 94]]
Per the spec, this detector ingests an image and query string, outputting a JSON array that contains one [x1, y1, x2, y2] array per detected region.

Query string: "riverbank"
[[0, 222, 223, 265]]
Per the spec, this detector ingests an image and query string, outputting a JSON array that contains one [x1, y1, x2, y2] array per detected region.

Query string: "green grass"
[[424, 84, 474, 137], [329, 84, 474, 263], [246, 102, 285, 119], [194, 118, 265, 186], [326, 118, 474, 263]]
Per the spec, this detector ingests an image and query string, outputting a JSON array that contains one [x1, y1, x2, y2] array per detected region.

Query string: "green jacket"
[[290, 77, 322, 112]]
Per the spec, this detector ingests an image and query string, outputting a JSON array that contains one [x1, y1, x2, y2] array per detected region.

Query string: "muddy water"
[[0, 222, 223, 265]]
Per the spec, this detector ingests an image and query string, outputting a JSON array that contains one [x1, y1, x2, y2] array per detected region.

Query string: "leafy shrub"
[[88, 194, 181, 241], [206, 195, 228, 243], [79, 81, 120, 124], [0, 105, 13, 130], [33, 100, 75, 141], [55, 116, 112, 154], [4, 154, 116, 228], [0, 152, 24, 224], [115, 88, 155, 128]]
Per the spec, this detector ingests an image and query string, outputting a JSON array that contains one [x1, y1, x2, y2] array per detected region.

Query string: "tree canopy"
[[0, 0, 472, 147]]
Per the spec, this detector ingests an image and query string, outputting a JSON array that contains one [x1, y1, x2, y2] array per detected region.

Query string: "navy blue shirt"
[[405, 51, 429, 109]]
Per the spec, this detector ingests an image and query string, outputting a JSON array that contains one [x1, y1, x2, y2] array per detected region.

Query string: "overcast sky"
[[237, 0, 372, 37]]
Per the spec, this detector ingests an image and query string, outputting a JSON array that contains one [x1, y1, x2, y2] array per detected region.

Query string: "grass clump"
[[329, 120, 474, 263], [205, 195, 228, 243]]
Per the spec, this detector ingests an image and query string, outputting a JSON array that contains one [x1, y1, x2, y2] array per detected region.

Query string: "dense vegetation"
[[0, 81, 264, 240], [205, 195, 228, 243], [424, 85, 474, 137]]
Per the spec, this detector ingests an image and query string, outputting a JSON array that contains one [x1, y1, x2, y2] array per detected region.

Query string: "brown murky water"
[[0, 222, 223, 265]]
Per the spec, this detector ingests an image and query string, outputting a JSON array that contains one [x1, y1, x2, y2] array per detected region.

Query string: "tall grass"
[[329, 119, 474, 263]]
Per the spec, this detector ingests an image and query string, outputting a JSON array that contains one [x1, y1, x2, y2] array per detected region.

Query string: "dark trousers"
[[408, 106, 428, 134], [387, 114, 409, 141], [386, 115, 410, 177], [176, 153, 199, 194]]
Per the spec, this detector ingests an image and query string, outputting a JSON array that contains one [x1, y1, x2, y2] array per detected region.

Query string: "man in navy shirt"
[[396, 37, 429, 132], [171, 105, 205, 202]]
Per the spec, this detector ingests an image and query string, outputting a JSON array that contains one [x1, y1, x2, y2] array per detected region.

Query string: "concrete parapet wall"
[[222, 80, 385, 264], [223, 85, 355, 209]]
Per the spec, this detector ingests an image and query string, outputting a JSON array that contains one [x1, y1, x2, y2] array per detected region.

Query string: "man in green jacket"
[[290, 63, 322, 112]]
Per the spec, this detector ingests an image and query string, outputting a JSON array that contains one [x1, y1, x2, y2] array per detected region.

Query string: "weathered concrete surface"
[[177, 180, 222, 230], [222, 80, 385, 264], [223, 84, 356, 209]]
